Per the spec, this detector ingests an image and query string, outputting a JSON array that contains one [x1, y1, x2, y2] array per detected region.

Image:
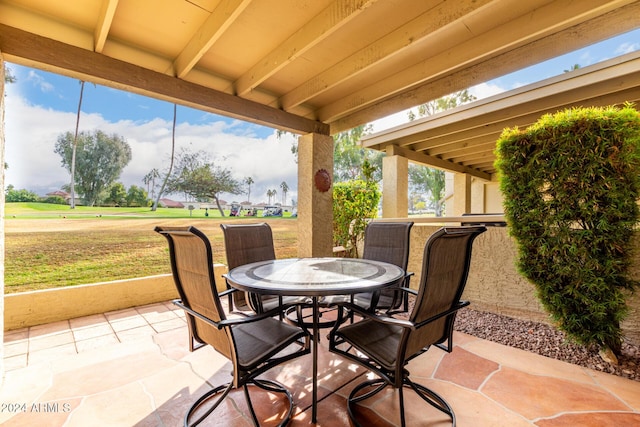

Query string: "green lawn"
[[4, 203, 298, 294]]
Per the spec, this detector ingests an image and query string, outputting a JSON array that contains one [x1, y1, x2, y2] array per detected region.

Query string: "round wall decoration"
[[314, 169, 331, 192]]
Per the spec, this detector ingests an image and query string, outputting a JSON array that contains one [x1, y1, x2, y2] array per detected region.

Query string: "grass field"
[[4, 203, 299, 294]]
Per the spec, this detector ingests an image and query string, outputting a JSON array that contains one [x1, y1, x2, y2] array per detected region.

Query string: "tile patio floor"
[[2, 301, 640, 426]]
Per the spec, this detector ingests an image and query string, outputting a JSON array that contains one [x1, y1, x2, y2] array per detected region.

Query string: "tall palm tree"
[[153, 104, 177, 211], [70, 80, 85, 209], [244, 176, 254, 202], [143, 168, 160, 198], [280, 181, 289, 205]]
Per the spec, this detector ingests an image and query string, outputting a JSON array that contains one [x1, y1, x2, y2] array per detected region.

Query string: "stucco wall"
[[4, 264, 228, 331], [408, 225, 640, 346]]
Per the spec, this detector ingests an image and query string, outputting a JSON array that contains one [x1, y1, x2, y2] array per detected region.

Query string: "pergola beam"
[[0, 24, 329, 135], [234, 0, 376, 98], [173, 0, 250, 79], [387, 145, 491, 181]]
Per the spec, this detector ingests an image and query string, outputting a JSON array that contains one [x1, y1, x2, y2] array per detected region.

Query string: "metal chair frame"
[[329, 226, 486, 427], [156, 226, 310, 426]]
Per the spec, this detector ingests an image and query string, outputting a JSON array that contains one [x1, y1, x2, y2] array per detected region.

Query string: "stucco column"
[[1, 53, 7, 381], [382, 151, 408, 218], [452, 173, 472, 216], [297, 133, 334, 257]]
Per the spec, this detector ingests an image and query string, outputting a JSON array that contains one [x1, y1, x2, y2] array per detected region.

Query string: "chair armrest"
[[337, 301, 415, 330], [413, 300, 470, 329], [173, 299, 304, 329]]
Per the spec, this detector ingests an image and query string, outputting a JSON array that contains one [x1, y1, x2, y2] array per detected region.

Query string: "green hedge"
[[495, 104, 640, 353]]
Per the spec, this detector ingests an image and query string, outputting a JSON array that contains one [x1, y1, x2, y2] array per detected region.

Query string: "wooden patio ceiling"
[[362, 51, 640, 180], [0, 1, 639, 152]]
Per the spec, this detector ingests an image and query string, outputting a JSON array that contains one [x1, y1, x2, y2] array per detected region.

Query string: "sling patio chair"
[[352, 221, 414, 312], [155, 225, 311, 426], [220, 222, 303, 314], [329, 226, 486, 427]]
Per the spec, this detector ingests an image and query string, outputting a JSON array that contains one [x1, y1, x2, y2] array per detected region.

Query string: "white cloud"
[[27, 70, 54, 93], [5, 94, 299, 204]]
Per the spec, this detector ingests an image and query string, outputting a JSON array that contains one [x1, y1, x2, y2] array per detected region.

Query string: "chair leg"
[[185, 382, 233, 427], [346, 377, 456, 427], [185, 379, 295, 427]]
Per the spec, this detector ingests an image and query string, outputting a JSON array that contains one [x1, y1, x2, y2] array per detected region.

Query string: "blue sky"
[[4, 28, 640, 202]]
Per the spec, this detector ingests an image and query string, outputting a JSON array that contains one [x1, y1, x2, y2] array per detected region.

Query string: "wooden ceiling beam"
[[233, 0, 376, 98], [0, 23, 329, 135], [173, 0, 250, 79], [280, 0, 492, 111], [387, 145, 491, 181], [331, 1, 640, 133], [94, 0, 118, 53]]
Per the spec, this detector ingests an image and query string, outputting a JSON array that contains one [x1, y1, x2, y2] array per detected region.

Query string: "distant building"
[[158, 198, 185, 208]]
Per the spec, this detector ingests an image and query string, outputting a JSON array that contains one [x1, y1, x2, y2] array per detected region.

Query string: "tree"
[[333, 124, 383, 183], [153, 104, 177, 211], [280, 181, 289, 205], [126, 185, 149, 207], [54, 130, 132, 207], [409, 165, 445, 216], [244, 176, 254, 202], [5, 185, 39, 202], [266, 189, 276, 204], [69, 80, 85, 209], [143, 168, 160, 199], [164, 148, 243, 216], [406, 89, 476, 215], [407, 89, 476, 120], [4, 65, 16, 83], [104, 182, 127, 206]]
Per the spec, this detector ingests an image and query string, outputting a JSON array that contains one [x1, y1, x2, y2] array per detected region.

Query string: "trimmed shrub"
[[333, 179, 380, 258], [495, 104, 640, 353]]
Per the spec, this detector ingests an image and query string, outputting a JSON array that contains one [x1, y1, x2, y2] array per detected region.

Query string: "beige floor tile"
[[29, 331, 75, 351], [4, 339, 29, 358], [75, 334, 120, 352], [69, 314, 107, 328], [29, 320, 70, 338], [150, 317, 187, 333], [461, 335, 596, 384], [65, 382, 156, 427], [116, 325, 157, 342], [3, 353, 28, 371], [104, 307, 141, 321], [590, 369, 640, 410], [28, 343, 77, 366], [109, 315, 150, 332], [138, 305, 182, 324], [4, 328, 29, 343], [71, 324, 115, 340]]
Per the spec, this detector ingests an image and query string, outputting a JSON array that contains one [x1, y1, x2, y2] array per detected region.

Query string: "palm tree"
[[244, 176, 254, 202], [153, 104, 177, 211], [143, 168, 160, 198], [267, 189, 277, 204], [280, 181, 289, 205], [70, 80, 85, 209]]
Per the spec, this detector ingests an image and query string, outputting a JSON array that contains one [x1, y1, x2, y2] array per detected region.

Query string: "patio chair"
[[353, 221, 414, 312], [220, 222, 298, 314], [329, 226, 486, 427], [155, 225, 310, 427]]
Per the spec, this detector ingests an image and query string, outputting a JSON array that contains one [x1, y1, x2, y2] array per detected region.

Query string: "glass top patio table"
[[226, 257, 404, 423]]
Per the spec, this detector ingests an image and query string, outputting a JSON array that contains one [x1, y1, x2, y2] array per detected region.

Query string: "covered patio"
[[3, 300, 640, 426], [2, 1, 640, 425]]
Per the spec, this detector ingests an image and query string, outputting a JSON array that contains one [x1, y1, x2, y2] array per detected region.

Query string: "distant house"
[[47, 190, 69, 199], [159, 198, 184, 208], [45, 190, 82, 205]]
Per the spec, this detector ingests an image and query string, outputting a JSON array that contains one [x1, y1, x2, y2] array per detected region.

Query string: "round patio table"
[[226, 257, 404, 423]]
